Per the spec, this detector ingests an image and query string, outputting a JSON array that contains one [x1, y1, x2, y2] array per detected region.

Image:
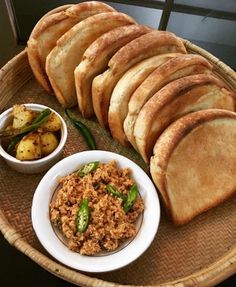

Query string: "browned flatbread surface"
[[46, 12, 135, 107], [27, 1, 115, 92], [134, 73, 235, 163], [41, 4, 73, 19], [92, 30, 187, 128], [108, 53, 180, 146], [124, 54, 213, 149], [150, 109, 236, 225], [74, 24, 151, 118]]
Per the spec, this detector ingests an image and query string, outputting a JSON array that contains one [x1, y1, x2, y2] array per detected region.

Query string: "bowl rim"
[[31, 150, 161, 273], [0, 103, 67, 165]]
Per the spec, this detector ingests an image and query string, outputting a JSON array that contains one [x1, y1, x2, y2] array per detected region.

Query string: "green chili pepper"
[[106, 184, 127, 200], [0, 108, 51, 138], [5, 109, 52, 153], [76, 198, 90, 233], [19, 108, 52, 134], [123, 184, 138, 213], [32, 108, 52, 124], [7, 135, 23, 154], [76, 161, 99, 177], [65, 109, 96, 150]]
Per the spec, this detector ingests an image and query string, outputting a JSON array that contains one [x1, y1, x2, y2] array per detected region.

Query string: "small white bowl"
[[0, 103, 67, 174], [32, 150, 160, 273]]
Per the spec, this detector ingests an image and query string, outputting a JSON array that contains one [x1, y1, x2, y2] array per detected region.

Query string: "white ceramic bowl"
[[0, 103, 67, 174], [32, 150, 160, 273]]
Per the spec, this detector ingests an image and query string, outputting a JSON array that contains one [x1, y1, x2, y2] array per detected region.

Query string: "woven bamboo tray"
[[0, 40, 236, 287]]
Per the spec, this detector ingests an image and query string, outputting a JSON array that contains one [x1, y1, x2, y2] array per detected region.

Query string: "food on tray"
[[150, 109, 236, 225], [40, 111, 62, 132], [11, 104, 36, 128], [16, 132, 41, 160], [108, 53, 179, 146], [50, 160, 144, 255], [40, 4, 73, 19], [65, 109, 96, 150], [27, 1, 115, 92], [40, 132, 59, 156], [26, 1, 236, 224], [124, 54, 214, 149], [0, 104, 61, 160], [45, 12, 135, 107], [92, 30, 187, 128], [134, 73, 235, 163], [74, 24, 151, 118]]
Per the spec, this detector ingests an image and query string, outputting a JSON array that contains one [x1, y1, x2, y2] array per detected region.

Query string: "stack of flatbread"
[[27, 1, 236, 225]]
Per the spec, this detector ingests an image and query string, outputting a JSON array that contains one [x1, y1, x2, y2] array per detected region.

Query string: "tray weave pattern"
[[0, 41, 236, 287]]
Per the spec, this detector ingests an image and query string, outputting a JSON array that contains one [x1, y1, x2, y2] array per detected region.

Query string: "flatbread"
[[46, 12, 135, 107], [124, 54, 213, 149], [92, 30, 187, 128], [108, 53, 180, 146], [134, 74, 236, 163], [40, 4, 73, 19], [27, 1, 115, 92], [150, 109, 236, 225], [74, 24, 151, 118]]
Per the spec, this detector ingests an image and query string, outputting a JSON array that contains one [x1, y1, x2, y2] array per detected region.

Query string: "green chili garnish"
[[5, 108, 52, 154], [76, 161, 99, 177], [76, 198, 90, 233], [7, 135, 23, 154], [106, 184, 127, 200], [0, 108, 51, 138], [32, 108, 52, 124], [123, 184, 138, 213], [65, 109, 96, 150]]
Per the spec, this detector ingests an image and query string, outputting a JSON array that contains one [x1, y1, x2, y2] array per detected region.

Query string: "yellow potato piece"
[[41, 113, 61, 132], [12, 104, 35, 129], [16, 133, 41, 160], [40, 132, 59, 156]]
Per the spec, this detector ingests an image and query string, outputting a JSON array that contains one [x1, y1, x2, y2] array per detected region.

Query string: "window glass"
[[167, 11, 236, 69], [10, 0, 162, 43], [174, 0, 236, 13]]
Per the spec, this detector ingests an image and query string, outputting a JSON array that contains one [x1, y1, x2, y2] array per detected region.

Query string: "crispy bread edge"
[[134, 73, 230, 162], [150, 109, 236, 225]]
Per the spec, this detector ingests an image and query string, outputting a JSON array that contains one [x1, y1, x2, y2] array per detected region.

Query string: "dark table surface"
[[0, 233, 235, 287]]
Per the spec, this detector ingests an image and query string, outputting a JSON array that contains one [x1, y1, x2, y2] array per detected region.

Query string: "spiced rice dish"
[[50, 160, 144, 255]]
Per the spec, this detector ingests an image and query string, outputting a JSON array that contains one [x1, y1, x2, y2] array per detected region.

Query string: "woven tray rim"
[[0, 40, 236, 287]]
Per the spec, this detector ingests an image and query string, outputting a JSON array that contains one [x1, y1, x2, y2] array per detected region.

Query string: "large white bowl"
[[0, 103, 67, 174], [32, 150, 160, 273]]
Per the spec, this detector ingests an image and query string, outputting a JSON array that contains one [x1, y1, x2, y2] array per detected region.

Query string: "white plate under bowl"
[[31, 150, 160, 273]]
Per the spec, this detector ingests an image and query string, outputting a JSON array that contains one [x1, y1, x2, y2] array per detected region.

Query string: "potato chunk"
[[16, 133, 41, 160], [41, 113, 61, 132], [12, 104, 35, 129], [40, 132, 59, 156]]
